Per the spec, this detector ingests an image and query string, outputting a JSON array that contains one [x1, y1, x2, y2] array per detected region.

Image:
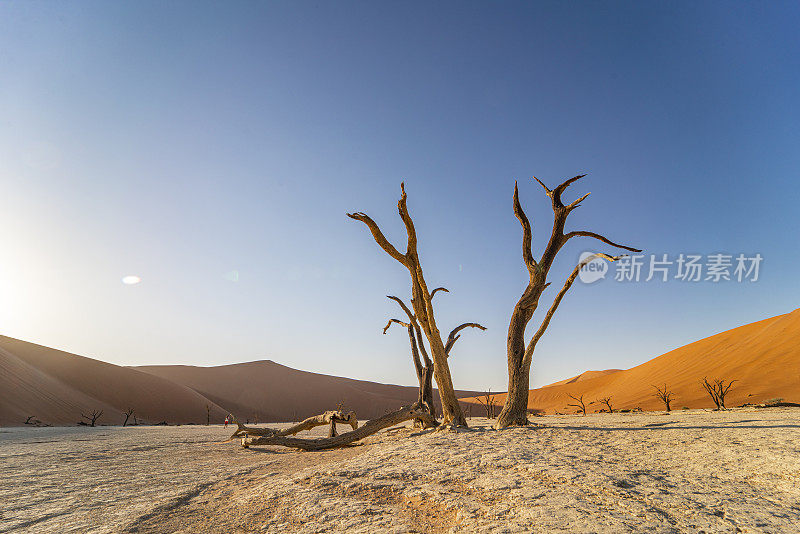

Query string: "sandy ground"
[[2, 408, 800, 533]]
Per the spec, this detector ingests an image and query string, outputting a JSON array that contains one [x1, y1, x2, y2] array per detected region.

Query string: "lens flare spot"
[[121, 275, 141, 285]]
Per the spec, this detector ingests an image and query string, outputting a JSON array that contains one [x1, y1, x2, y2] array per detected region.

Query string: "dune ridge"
[[135, 360, 480, 422], [463, 307, 800, 413], [0, 336, 228, 426]]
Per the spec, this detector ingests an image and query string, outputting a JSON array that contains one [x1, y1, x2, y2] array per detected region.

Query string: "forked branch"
[[524, 253, 621, 365], [444, 323, 487, 355], [346, 212, 408, 266]]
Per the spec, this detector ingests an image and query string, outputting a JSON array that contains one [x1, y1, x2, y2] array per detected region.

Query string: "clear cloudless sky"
[[1, 1, 799, 390]]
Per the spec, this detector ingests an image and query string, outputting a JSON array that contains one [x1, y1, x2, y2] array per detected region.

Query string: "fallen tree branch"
[[240, 405, 434, 451], [228, 410, 358, 441]]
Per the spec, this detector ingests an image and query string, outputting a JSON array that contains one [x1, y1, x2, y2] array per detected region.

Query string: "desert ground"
[[2, 408, 799, 533]]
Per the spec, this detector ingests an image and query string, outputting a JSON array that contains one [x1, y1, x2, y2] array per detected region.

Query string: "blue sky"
[[1, 2, 798, 390]]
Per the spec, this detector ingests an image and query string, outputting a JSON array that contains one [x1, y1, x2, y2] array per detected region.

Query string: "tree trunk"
[[497, 299, 534, 427], [496, 355, 531, 427], [426, 336, 466, 427], [420, 366, 435, 418]]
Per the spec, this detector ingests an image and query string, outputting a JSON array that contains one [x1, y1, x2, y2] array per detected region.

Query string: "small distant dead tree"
[[701, 377, 737, 410], [597, 396, 614, 413], [652, 384, 675, 412], [349, 183, 475, 427], [567, 393, 593, 415], [81, 410, 103, 427], [475, 389, 498, 418], [123, 408, 135, 427], [497, 175, 640, 428], [383, 291, 485, 427], [205, 404, 211, 426], [25, 415, 36, 425]]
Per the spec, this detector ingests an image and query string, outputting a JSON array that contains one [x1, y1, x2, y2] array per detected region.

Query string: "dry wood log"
[[240, 405, 434, 451], [228, 410, 358, 440]]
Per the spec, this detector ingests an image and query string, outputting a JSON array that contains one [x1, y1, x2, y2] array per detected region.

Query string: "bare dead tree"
[[597, 396, 614, 413], [123, 408, 135, 427], [25, 415, 36, 425], [475, 389, 498, 418], [567, 393, 593, 415], [81, 410, 103, 427], [497, 176, 640, 428], [383, 292, 485, 427], [701, 377, 737, 410], [652, 384, 675, 412], [349, 183, 476, 426], [206, 404, 211, 426]]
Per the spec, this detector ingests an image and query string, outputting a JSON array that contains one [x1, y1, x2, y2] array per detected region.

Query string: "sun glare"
[[121, 275, 141, 285]]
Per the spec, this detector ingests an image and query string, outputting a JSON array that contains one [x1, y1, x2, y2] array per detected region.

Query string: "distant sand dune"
[[4, 307, 799, 426], [463, 307, 800, 414], [0, 336, 227, 426], [135, 360, 480, 422], [0, 336, 477, 426]]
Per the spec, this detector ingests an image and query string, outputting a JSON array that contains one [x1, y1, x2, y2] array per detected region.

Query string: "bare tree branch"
[[430, 287, 449, 299], [564, 230, 642, 252], [524, 253, 621, 365], [444, 323, 487, 355], [382, 318, 410, 334], [396, 182, 417, 259], [346, 212, 409, 266], [566, 192, 591, 211], [551, 174, 587, 205], [387, 295, 415, 322], [513, 182, 536, 273]]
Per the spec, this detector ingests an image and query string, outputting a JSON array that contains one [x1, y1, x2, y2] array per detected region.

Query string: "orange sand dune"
[[136, 360, 480, 422], [464, 308, 800, 414], [543, 369, 622, 388], [0, 336, 228, 426]]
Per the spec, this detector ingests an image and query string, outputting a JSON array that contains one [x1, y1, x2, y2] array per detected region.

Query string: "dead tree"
[[497, 176, 640, 428], [123, 408, 135, 427], [383, 292, 485, 427], [652, 384, 675, 412], [25, 415, 36, 425], [701, 377, 737, 410], [349, 183, 475, 427], [475, 390, 498, 418], [81, 410, 103, 427], [567, 393, 593, 415], [206, 404, 211, 426], [236, 405, 432, 451], [597, 396, 614, 413]]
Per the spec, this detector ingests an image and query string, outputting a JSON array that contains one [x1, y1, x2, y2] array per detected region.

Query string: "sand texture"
[[3, 408, 799, 533]]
